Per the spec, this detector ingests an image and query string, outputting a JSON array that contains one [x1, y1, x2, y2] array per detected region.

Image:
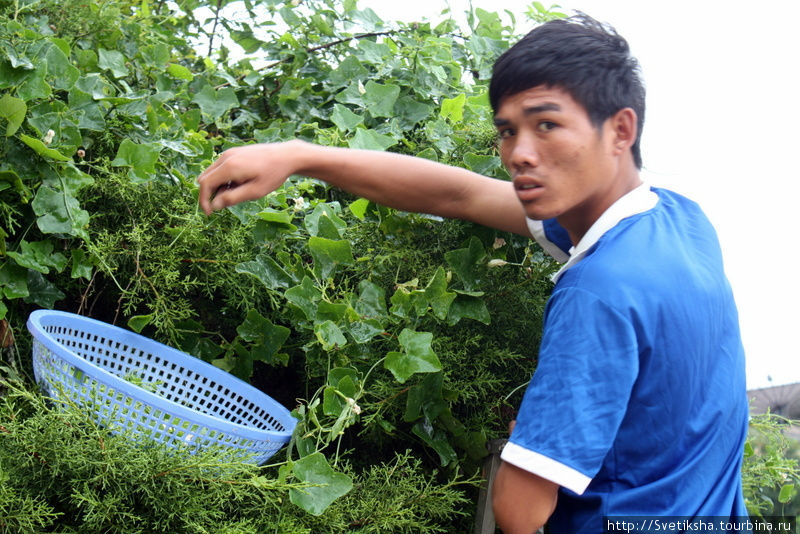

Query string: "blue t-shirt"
[[504, 187, 749, 532]]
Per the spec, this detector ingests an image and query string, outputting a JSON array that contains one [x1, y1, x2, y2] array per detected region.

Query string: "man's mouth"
[[513, 177, 545, 202]]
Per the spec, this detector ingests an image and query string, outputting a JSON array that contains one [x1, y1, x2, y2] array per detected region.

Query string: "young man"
[[198, 15, 749, 534]]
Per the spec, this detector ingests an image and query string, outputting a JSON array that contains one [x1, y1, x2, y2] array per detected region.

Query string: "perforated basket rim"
[[27, 309, 297, 442]]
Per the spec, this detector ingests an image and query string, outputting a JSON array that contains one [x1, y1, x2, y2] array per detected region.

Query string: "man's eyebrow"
[[493, 102, 562, 126], [524, 102, 561, 115]]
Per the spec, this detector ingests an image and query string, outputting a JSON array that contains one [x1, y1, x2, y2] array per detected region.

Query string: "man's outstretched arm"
[[197, 140, 530, 236]]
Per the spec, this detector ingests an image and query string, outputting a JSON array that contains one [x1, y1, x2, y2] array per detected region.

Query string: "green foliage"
[[2, 0, 789, 527], [0, 0, 561, 525], [0, 378, 472, 532], [742, 412, 800, 517]]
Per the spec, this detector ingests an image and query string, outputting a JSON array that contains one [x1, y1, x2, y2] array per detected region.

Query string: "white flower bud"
[[358, 80, 366, 94], [487, 259, 508, 268], [346, 397, 362, 415], [43, 129, 55, 145]]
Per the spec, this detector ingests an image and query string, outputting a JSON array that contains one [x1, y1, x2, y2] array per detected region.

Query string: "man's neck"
[[560, 170, 643, 246]]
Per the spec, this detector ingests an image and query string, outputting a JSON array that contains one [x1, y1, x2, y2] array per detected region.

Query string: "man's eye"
[[498, 128, 514, 138], [537, 121, 557, 132]]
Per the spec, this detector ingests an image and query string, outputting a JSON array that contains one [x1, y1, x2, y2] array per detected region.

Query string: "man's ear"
[[608, 107, 638, 156]]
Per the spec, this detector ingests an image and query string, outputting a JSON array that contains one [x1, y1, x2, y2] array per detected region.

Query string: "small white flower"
[[487, 259, 508, 268], [43, 129, 55, 145], [493, 238, 506, 249], [358, 80, 366, 94], [346, 397, 362, 415], [293, 197, 306, 210]]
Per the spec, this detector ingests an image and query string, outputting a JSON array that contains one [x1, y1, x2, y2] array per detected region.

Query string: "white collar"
[[552, 183, 659, 283]]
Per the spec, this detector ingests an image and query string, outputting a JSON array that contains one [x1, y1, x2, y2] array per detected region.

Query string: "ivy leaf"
[[323, 369, 359, 417], [330, 103, 363, 132], [354, 280, 387, 322], [424, 267, 456, 320], [396, 96, 434, 128], [128, 314, 153, 333], [447, 294, 491, 325], [24, 270, 65, 308], [192, 84, 239, 120], [314, 320, 347, 351], [304, 203, 346, 239], [412, 417, 457, 466], [348, 319, 384, 344], [1, 42, 34, 70], [348, 198, 369, 220], [329, 55, 368, 87], [236, 254, 295, 290], [363, 81, 400, 118], [444, 236, 486, 291], [347, 128, 397, 151], [284, 277, 322, 321], [311, 13, 335, 37], [384, 329, 441, 383], [68, 87, 105, 131], [0, 94, 26, 136], [140, 43, 170, 67], [316, 301, 348, 323], [440, 93, 466, 123], [0, 170, 30, 203], [0, 263, 29, 299], [111, 138, 162, 180], [230, 26, 265, 54], [44, 41, 79, 90], [779, 484, 795, 504], [17, 66, 51, 101], [289, 452, 353, 516], [404, 372, 445, 422], [166, 63, 194, 81], [463, 152, 502, 176], [19, 134, 70, 161], [70, 250, 93, 280], [237, 309, 291, 364], [308, 237, 354, 279], [33, 166, 92, 239], [6, 241, 67, 274], [75, 73, 113, 100], [98, 49, 129, 78], [254, 208, 297, 232]]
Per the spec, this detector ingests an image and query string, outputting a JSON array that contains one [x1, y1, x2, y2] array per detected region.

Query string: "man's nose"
[[508, 135, 540, 171]]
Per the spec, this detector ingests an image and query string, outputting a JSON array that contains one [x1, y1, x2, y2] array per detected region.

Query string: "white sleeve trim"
[[500, 441, 592, 495], [526, 219, 570, 263]]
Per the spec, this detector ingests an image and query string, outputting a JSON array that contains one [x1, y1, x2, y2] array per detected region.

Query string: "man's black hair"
[[489, 14, 646, 168]]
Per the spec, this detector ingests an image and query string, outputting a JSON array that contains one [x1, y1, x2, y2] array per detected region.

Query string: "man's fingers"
[[197, 154, 238, 214], [209, 179, 258, 212]]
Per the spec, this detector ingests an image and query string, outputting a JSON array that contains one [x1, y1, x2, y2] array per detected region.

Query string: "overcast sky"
[[361, 0, 800, 390]]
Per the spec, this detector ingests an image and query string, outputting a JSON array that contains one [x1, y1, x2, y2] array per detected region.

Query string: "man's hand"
[[197, 140, 307, 215]]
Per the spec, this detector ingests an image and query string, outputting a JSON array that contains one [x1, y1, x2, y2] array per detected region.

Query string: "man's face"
[[494, 85, 623, 243]]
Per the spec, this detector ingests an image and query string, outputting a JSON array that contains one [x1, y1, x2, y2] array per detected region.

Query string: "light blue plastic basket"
[[27, 310, 296, 464]]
